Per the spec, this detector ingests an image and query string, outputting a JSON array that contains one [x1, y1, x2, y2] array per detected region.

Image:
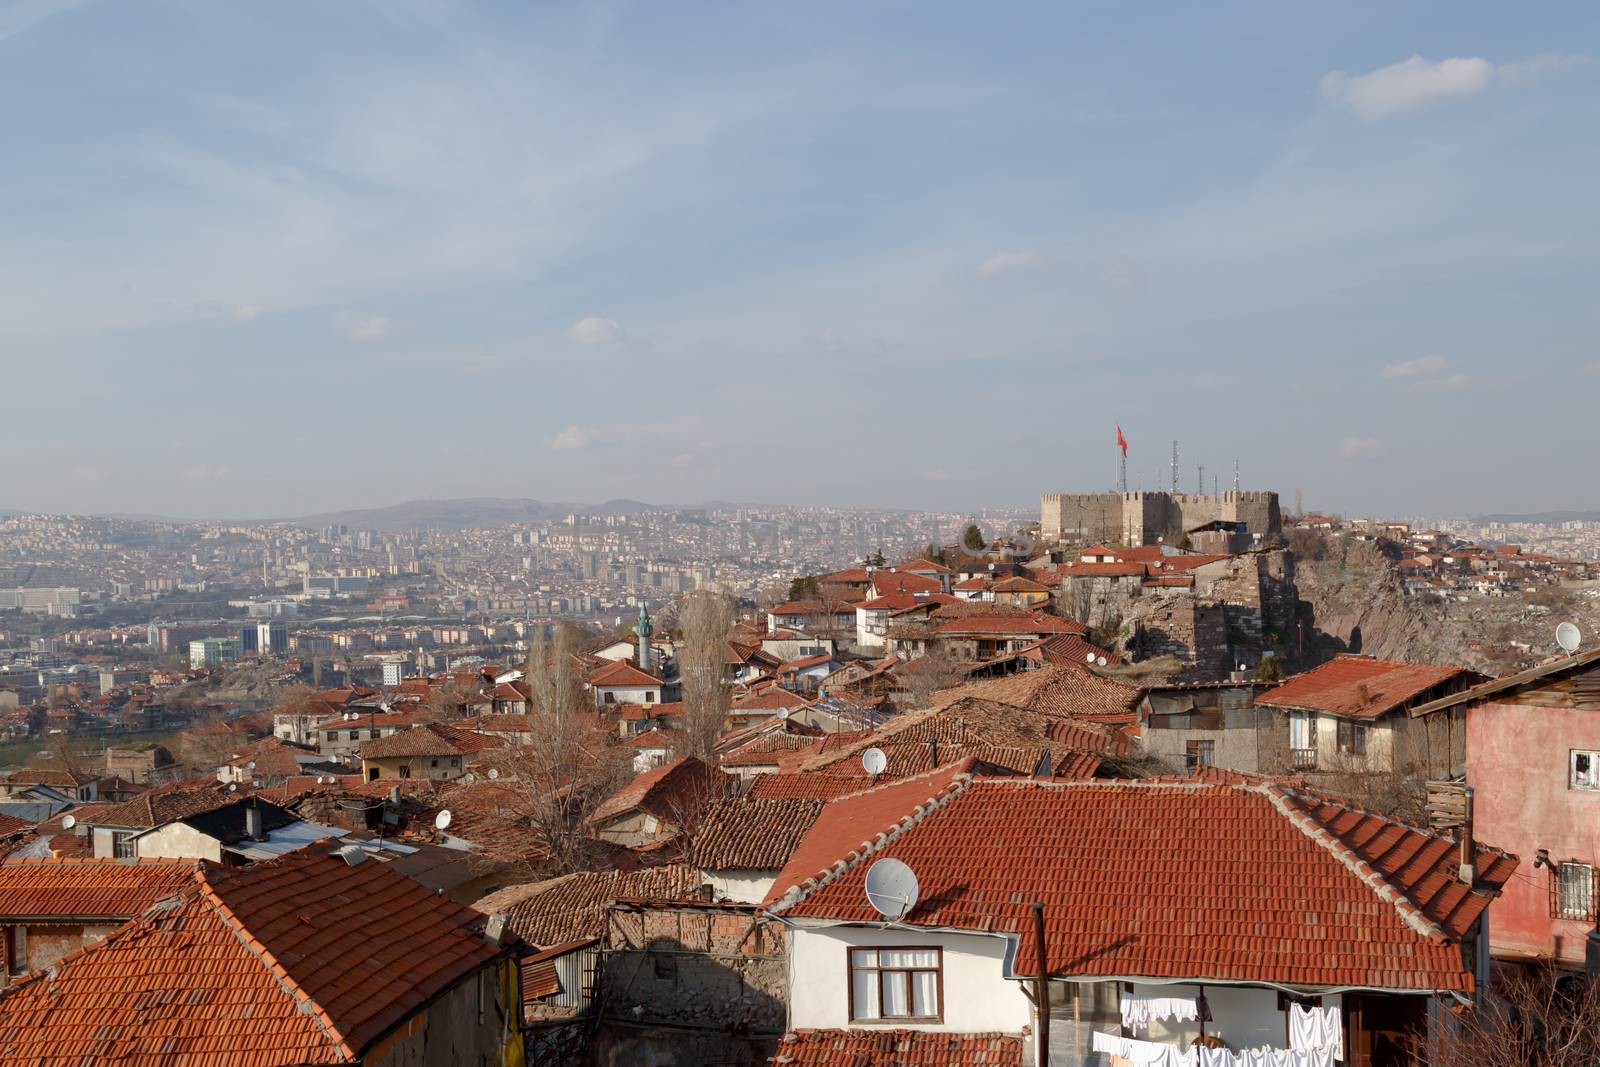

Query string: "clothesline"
[[1091, 1031, 1337, 1067]]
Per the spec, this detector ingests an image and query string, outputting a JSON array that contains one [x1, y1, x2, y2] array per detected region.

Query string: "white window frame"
[[847, 946, 942, 1023], [1571, 750, 1600, 791], [1556, 862, 1596, 921]]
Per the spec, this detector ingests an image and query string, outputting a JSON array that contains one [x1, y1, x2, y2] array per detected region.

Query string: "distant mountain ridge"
[[288, 496, 739, 531], [1472, 510, 1600, 525]]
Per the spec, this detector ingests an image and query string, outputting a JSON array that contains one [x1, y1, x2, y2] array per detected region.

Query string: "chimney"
[[929, 738, 938, 768], [245, 801, 263, 842], [1456, 786, 1475, 884]]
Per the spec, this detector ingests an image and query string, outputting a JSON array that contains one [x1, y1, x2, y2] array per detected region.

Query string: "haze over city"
[[4, 3, 1599, 519]]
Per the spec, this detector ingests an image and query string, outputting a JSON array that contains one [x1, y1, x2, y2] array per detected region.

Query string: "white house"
[[762, 764, 1513, 1066]]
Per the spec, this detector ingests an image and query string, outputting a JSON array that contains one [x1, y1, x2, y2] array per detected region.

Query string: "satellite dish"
[[61, 815, 76, 830], [861, 747, 887, 776], [434, 809, 453, 831], [228, 783, 238, 793], [1096, 656, 1107, 667], [1085, 653, 1096, 664], [864, 857, 920, 921], [1557, 622, 1582, 654], [487, 767, 499, 780]]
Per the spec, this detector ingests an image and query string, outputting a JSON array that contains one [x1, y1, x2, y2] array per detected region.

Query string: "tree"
[[1410, 967, 1600, 1066], [962, 524, 986, 552], [788, 575, 822, 601], [495, 624, 633, 875], [895, 645, 968, 709], [678, 590, 734, 762], [1254, 656, 1285, 682], [920, 544, 947, 567]]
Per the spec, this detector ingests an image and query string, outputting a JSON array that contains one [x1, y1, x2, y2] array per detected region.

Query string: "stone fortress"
[[1040, 490, 1281, 546]]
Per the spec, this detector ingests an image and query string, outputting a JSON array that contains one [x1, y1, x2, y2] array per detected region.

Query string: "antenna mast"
[[1170, 441, 1179, 493], [1233, 460, 1240, 493]]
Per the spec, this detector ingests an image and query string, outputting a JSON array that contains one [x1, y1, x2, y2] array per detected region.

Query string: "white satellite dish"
[[434, 809, 453, 831], [1096, 656, 1107, 667], [861, 747, 888, 776], [228, 783, 238, 793], [487, 767, 499, 780], [1085, 652, 1096, 664], [1557, 622, 1582, 655], [61, 815, 76, 830], [864, 857, 920, 921]]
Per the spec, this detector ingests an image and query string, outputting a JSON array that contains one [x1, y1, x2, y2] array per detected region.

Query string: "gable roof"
[[694, 798, 827, 871], [1409, 646, 1600, 718], [768, 777, 1516, 994], [589, 660, 664, 688], [927, 663, 1143, 724], [473, 864, 706, 948], [0, 858, 196, 921], [589, 756, 716, 826], [1258, 655, 1484, 721], [82, 785, 236, 830], [0, 844, 509, 1064]]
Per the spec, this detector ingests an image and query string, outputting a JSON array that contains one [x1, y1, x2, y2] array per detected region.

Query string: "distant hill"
[[1472, 511, 1600, 525], [286, 496, 732, 531]]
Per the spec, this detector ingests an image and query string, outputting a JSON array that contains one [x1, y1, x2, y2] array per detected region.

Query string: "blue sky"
[[2, 2, 1597, 520]]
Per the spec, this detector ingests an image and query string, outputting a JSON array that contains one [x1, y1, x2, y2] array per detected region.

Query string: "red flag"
[[1116, 425, 1128, 457]]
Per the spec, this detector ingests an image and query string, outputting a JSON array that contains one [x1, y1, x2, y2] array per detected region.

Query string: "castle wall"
[[1042, 491, 1280, 546]]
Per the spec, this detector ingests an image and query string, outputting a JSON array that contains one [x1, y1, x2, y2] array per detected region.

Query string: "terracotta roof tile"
[[0, 858, 196, 920], [1257, 655, 1484, 721], [590, 757, 719, 826], [589, 660, 664, 688], [0, 844, 509, 1063], [694, 798, 827, 870], [474, 864, 706, 947], [770, 778, 1516, 993], [771, 1029, 1022, 1066], [82, 785, 236, 829]]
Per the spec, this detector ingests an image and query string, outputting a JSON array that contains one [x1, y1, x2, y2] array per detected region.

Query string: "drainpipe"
[[1456, 786, 1476, 884], [1033, 902, 1049, 1067]]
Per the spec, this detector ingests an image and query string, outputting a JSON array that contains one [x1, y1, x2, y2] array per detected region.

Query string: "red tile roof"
[[771, 1029, 1022, 1066], [745, 772, 881, 801], [589, 659, 664, 688], [870, 571, 943, 596], [928, 663, 1143, 724], [0, 858, 196, 920], [769, 777, 1516, 993], [473, 864, 706, 947], [694, 798, 827, 870], [0, 844, 510, 1063], [1257, 655, 1483, 721], [931, 613, 1083, 636], [590, 757, 719, 826], [82, 785, 236, 829]]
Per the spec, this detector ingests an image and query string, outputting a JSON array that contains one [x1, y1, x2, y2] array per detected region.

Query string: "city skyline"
[[4, 3, 1599, 519]]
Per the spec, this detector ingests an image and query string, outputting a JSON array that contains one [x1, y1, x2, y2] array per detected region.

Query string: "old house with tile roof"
[[0, 858, 196, 985], [694, 796, 827, 904], [588, 756, 724, 847], [0, 843, 522, 1066], [764, 769, 1514, 1067], [1257, 655, 1487, 776], [357, 722, 501, 782]]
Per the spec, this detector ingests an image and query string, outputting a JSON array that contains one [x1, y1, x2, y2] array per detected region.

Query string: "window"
[[848, 947, 940, 1022], [1337, 721, 1368, 756], [1554, 862, 1596, 921], [430, 759, 439, 768], [1185, 740, 1215, 772], [1572, 751, 1600, 791], [111, 831, 136, 859]]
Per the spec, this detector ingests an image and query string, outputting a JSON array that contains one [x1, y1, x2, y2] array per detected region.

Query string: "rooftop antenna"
[[861, 747, 887, 777], [864, 857, 921, 922], [1556, 622, 1582, 656]]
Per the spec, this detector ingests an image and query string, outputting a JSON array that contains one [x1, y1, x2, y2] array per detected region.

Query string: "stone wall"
[[592, 900, 786, 1067], [1042, 491, 1281, 546]]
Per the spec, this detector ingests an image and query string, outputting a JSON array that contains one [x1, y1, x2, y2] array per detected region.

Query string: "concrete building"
[[188, 636, 241, 669]]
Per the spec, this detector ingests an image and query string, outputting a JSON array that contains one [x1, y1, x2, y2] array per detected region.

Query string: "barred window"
[[1554, 862, 1596, 922]]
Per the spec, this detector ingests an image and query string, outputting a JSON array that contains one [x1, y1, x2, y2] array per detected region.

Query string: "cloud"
[[977, 251, 1043, 277], [571, 316, 624, 345], [1381, 355, 1451, 380], [545, 416, 706, 454], [232, 305, 262, 322], [1320, 54, 1575, 120], [180, 464, 230, 482], [1407, 373, 1471, 394], [1339, 436, 1383, 460], [336, 312, 392, 342], [547, 425, 595, 451]]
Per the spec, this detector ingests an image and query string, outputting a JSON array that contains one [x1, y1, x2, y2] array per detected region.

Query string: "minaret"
[[635, 603, 653, 673]]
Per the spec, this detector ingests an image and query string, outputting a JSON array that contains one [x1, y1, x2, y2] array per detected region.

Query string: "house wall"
[[362, 755, 463, 781], [704, 869, 776, 905], [1467, 699, 1600, 967], [135, 822, 223, 862], [365, 957, 522, 1067], [2, 922, 121, 981], [595, 683, 659, 707], [788, 925, 1030, 1033]]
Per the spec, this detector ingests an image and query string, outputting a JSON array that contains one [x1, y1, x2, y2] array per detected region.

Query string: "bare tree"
[[1410, 967, 1600, 1066], [494, 624, 633, 874], [420, 676, 484, 723], [678, 590, 733, 762], [896, 645, 968, 709]]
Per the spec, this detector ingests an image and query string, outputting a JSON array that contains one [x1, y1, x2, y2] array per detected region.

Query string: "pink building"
[[1412, 650, 1600, 970]]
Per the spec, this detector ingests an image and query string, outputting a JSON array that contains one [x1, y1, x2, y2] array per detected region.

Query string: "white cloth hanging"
[[1092, 1031, 1197, 1067], [1288, 1003, 1342, 1059], [1120, 992, 1202, 1031], [1196, 1046, 1334, 1067]]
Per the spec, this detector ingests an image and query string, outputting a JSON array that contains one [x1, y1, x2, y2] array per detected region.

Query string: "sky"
[[2, 2, 1598, 521]]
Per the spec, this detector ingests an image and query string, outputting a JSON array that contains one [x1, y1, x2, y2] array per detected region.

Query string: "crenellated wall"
[[1042, 490, 1280, 545]]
